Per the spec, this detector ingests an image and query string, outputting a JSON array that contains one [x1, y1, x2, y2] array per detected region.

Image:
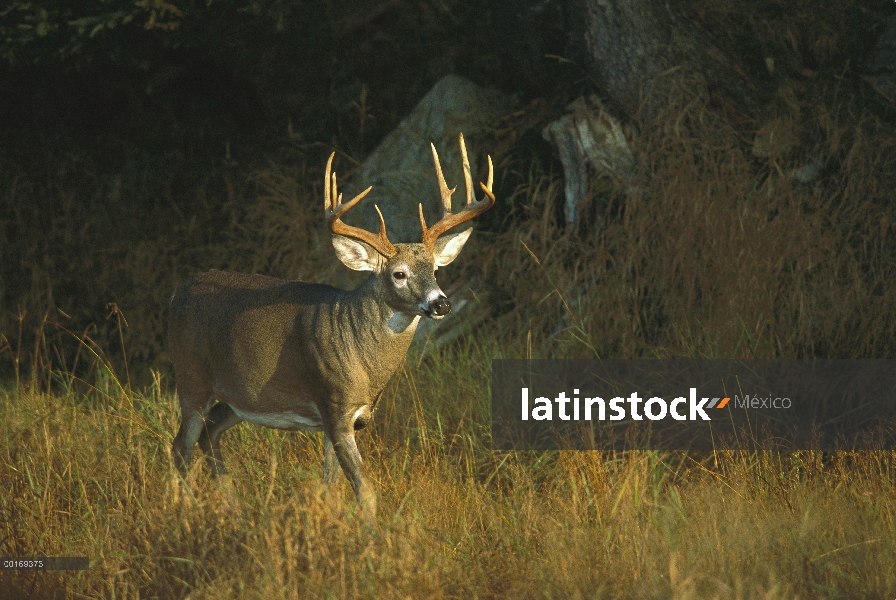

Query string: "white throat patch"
[[387, 312, 420, 334]]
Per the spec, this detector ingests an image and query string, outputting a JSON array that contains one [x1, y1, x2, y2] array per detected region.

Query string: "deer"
[[168, 134, 494, 521]]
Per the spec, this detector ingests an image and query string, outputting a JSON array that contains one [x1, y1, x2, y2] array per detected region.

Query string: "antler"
[[324, 152, 397, 258], [420, 133, 495, 252]]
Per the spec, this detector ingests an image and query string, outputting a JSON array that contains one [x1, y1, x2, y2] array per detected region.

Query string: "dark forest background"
[[2, 0, 895, 386]]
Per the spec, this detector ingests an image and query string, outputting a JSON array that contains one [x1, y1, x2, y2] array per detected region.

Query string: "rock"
[[341, 74, 517, 243]]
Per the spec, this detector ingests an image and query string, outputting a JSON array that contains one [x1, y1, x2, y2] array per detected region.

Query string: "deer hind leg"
[[197, 402, 242, 476], [172, 373, 215, 473]]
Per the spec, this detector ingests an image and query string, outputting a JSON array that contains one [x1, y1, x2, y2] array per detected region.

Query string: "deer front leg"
[[330, 427, 376, 522], [322, 435, 340, 485]]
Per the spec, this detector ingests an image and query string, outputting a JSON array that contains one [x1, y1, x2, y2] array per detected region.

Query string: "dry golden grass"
[[4, 65, 896, 379], [1, 355, 895, 598], [474, 100, 896, 363], [4, 110, 896, 595]]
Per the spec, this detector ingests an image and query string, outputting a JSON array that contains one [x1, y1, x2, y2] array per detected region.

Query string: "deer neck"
[[337, 275, 420, 364]]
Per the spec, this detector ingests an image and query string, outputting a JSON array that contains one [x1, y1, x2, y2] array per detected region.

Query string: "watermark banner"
[[491, 360, 896, 450]]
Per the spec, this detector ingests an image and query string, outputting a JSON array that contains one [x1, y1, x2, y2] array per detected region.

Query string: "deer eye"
[[392, 271, 407, 281]]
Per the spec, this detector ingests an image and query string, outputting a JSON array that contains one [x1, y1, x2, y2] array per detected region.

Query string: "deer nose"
[[430, 296, 451, 316]]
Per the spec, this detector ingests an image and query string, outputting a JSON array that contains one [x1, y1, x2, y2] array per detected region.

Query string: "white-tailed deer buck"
[[169, 134, 494, 520]]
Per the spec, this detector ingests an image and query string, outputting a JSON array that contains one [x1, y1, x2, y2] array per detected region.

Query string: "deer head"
[[325, 133, 495, 321]]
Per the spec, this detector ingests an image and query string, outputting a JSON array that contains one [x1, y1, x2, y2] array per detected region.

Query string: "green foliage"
[[0, 0, 323, 65], [1, 0, 185, 62]]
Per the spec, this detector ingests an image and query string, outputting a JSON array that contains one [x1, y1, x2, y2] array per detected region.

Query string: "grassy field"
[[1, 350, 895, 598], [4, 24, 896, 594], [4, 125, 896, 596]]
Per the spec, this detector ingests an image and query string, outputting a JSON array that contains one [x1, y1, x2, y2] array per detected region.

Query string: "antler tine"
[[324, 152, 396, 257], [420, 135, 496, 251], [430, 142, 456, 214], [325, 152, 334, 212], [460, 133, 473, 207], [485, 153, 493, 191]]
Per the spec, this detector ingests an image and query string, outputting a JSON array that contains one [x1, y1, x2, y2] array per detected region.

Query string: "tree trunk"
[[574, 0, 758, 124], [545, 0, 767, 229]]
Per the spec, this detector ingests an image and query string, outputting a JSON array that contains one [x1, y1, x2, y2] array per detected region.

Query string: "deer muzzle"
[[430, 296, 451, 317]]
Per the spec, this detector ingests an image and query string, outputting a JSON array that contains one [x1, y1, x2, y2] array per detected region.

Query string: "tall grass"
[[473, 100, 896, 362], [1, 349, 894, 598], [3, 77, 896, 383], [4, 112, 896, 595]]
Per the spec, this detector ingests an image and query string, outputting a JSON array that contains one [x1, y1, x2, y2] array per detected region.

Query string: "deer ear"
[[433, 228, 472, 267], [332, 235, 385, 271]]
